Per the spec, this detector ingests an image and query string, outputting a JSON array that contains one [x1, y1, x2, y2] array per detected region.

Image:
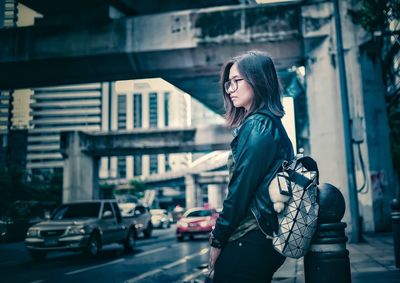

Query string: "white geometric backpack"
[[269, 155, 319, 259]]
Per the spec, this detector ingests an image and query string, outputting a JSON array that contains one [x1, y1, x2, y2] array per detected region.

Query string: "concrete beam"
[[1, 3, 303, 112], [60, 124, 232, 158]]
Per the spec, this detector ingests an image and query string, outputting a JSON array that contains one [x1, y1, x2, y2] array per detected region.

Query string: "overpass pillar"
[[207, 184, 225, 209], [303, 1, 395, 233], [185, 174, 201, 209], [62, 131, 99, 203]]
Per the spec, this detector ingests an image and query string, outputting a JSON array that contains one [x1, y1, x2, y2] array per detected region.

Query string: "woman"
[[208, 51, 294, 283]]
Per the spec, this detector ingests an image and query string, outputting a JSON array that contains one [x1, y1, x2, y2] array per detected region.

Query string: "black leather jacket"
[[212, 108, 294, 246]]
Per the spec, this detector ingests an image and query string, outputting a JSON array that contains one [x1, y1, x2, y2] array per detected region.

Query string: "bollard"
[[304, 183, 351, 283], [391, 198, 400, 268]]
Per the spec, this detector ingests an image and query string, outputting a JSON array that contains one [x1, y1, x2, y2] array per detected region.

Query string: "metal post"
[[391, 198, 400, 268], [333, 0, 361, 243]]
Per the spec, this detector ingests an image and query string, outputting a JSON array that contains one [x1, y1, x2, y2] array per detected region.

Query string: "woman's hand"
[[208, 246, 221, 271]]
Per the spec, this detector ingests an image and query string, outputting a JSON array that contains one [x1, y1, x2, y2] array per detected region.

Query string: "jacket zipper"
[[250, 160, 284, 240], [250, 208, 273, 239]]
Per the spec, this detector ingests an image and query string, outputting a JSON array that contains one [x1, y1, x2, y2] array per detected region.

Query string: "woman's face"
[[227, 63, 254, 111]]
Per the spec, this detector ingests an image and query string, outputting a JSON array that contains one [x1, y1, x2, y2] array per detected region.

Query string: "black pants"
[[213, 229, 286, 283]]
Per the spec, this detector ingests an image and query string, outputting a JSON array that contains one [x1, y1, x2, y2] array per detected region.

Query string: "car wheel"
[[29, 250, 47, 260], [177, 235, 184, 242], [124, 228, 136, 252], [189, 235, 194, 240], [85, 233, 100, 257], [143, 222, 153, 239]]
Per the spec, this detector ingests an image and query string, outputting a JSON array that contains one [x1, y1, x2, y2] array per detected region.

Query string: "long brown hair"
[[221, 50, 285, 128]]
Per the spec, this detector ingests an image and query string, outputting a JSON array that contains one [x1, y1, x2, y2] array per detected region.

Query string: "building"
[[100, 78, 193, 182], [0, 2, 40, 169], [27, 78, 195, 184], [27, 83, 107, 177]]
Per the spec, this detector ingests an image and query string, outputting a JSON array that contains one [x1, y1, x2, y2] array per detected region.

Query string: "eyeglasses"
[[224, 78, 244, 94]]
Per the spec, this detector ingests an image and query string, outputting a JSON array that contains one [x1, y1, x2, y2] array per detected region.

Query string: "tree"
[[350, 0, 400, 176], [0, 167, 62, 219], [128, 179, 148, 198]]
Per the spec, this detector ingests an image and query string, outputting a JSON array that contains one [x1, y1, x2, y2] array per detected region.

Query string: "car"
[[25, 200, 138, 260], [118, 203, 153, 238], [176, 207, 218, 241], [150, 209, 172, 229]]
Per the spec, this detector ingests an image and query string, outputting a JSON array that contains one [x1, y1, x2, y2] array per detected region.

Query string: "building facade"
[[100, 79, 192, 182], [26, 79, 193, 183], [27, 83, 106, 175]]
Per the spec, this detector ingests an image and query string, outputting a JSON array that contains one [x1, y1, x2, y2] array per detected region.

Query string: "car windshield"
[[185, 210, 213, 217], [52, 203, 101, 220]]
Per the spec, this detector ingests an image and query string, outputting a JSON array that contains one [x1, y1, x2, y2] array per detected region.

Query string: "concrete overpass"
[[60, 125, 232, 202], [0, 0, 303, 112]]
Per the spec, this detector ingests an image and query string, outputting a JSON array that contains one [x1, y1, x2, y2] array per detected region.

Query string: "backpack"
[[269, 155, 319, 259]]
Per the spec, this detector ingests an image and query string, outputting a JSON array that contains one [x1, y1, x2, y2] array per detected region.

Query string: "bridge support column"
[[62, 131, 99, 203], [185, 174, 200, 209], [303, 1, 395, 233], [207, 184, 224, 209]]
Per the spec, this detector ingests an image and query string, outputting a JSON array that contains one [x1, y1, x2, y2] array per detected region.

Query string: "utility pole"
[[333, 0, 361, 243]]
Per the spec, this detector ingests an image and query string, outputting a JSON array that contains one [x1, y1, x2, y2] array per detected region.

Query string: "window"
[[185, 209, 213, 218], [52, 203, 101, 219], [134, 155, 142, 176], [133, 94, 142, 128], [112, 202, 122, 223], [165, 154, 171, 172], [117, 156, 126, 178], [149, 92, 158, 128], [164, 92, 169, 127], [102, 202, 114, 219], [117, 95, 126, 130], [149, 154, 158, 174]]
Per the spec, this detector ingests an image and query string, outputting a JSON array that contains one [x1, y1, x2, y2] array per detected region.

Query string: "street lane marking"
[[125, 268, 164, 283], [65, 258, 125, 275], [181, 268, 207, 282], [65, 246, 167, 276], [124, 248, 209, 283], [135, 246, 167, 257]]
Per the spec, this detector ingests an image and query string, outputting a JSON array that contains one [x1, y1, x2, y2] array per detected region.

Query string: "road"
[[0, 225, 210, 283]]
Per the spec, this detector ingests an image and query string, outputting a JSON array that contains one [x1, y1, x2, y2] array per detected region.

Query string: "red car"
[[176, 207, 218, 241]]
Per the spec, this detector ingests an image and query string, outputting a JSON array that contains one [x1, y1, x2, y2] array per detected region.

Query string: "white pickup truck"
[[25, 200, 151, 260]]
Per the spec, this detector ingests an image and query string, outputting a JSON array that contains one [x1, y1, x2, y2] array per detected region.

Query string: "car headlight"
[[27, 228, 40, 237], [66, 226, 86, 235], [177, 221, 188, 228], [200, 220, 212, 227]]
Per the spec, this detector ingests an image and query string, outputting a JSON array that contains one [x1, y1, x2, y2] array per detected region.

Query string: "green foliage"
[[112, 179, 148, 198], [129, 179, 148, 196], [0, 167, 62, 218], [351, 0, 400, 176], [349, 0, 400, 33]]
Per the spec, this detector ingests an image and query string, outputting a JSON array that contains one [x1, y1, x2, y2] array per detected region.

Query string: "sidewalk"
[[192, 232, 400, 283], [272, 232, 400, 283]]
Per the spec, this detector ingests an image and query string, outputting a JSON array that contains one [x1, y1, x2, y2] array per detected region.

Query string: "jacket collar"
[[248, 107, 275, 119], [231, 107, 276, 138]]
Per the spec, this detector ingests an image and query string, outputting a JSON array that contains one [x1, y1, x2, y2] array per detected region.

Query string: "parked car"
[[0, 218, 8, 243], [3, 201, 58, 242], [150, 209, 172, 229], [176, 207, 218, 241], [118, 203, 153, 238], [25, 200, 137, 260]]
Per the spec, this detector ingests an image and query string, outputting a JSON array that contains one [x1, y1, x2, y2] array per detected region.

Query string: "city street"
[[0, 225, 210, 283]]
